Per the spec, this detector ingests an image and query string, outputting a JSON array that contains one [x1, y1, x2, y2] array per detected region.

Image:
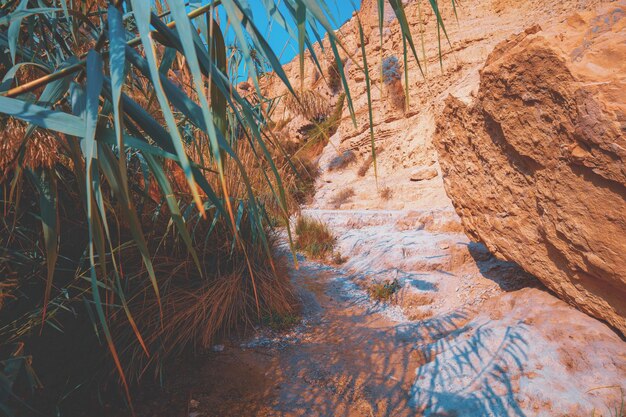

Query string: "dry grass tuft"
[[332, 251, 347, 265], [356, 147, 383, 177], [329, 187, 355, 209], [327, 59, 343, 94], [113, 232, 296, 385], [368, 278, 401, 302], [0, 118, 59, 174], [379, 186, 393, 200], [284, 89, 331, 122], [357, 156, 373, 177], [294, 216, 336, 260]]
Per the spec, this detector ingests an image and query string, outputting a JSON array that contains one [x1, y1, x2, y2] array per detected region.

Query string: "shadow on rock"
[[468, 242, 541, 292]]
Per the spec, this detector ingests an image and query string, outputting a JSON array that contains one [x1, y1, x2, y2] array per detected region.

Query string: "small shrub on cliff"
[[284, 89, 331, 122], [382, 56, 402, 85], [275, 95, 346, 207], [298, 93, 346, 155], [358, 155, 374, 177], [327, 59, 343, 93], [328, 150, 357, 171], [382, 56, 406, 111], [295, 216, 337, 260], [357, 147, 384, 177]]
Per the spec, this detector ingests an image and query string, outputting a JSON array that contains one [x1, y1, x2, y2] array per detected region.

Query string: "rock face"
[[410, 166, 438, 182], [262, 0, 607, 212], [435, 4, 626, 335]]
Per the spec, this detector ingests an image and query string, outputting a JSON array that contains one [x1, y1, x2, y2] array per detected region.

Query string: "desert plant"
[[294, 216, 336, 260], [274, 92, 345, 208], [379, 186, 393, 200], [368, 278, 401, 302], [358, 155, 374, 177], [383, 55, 406, 110], [332, 251, 348, 265], [297, 93, 346, 157], [285, 89, 331, 122], [328, 150, 357, 171], [329, 187, 356, 209], [382, 56, 403, 85]]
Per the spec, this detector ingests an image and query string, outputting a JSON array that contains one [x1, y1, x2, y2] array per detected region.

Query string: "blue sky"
[[206, 0, 360, 79], [251, 0, 360, 64]]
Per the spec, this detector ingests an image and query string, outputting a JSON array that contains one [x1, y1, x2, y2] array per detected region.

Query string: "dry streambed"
[[132, 208, 626, 417]]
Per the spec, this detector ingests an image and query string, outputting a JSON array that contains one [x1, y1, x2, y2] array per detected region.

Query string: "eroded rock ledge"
[[435, 4, 626, 335]]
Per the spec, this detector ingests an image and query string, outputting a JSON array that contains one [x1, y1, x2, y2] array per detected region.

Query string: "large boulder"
[[435, 4, 626, 334]]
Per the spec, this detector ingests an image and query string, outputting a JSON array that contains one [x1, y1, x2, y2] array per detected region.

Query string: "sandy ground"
[[128, 206, 625, 417]]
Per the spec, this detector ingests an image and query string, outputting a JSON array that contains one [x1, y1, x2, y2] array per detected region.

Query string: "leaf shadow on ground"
[[262, 258, 532, 417], [125, 249, 534, 417]]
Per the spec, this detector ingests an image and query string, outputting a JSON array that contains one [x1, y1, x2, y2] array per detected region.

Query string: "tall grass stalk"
[[0, 0, 451, 413]]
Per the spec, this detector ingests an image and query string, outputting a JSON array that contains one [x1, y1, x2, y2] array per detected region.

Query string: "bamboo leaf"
[[354, 9, 377, 180], [296, 1, 306, 92], [25, 169, 59, 324], [97, 144, 161, 318], [82, 50, 133, 405], [107, 4, 128, 194], [0, 96, 84, 136], [129, 0, 205, 215], [144, 153, 202, 274], [388, 0, 424, 75]]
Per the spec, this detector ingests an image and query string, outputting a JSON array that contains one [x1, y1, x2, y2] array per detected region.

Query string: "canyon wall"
[[264, 0, 624, 333], [435, 4, 626, 334]]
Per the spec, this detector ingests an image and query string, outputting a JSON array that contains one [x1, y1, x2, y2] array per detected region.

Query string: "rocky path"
[[159, 1, 626, 414], [140, 208, 625, 417]]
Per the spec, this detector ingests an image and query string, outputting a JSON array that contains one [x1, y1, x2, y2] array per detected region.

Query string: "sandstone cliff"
[[263, 0, 624, 332], [263, 0, 608, 211], [435, 3, 626, 334]]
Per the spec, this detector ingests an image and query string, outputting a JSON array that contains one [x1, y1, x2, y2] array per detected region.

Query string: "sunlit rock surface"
[[435, 3, 626, 335]]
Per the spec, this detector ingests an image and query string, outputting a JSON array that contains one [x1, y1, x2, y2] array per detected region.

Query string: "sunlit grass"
[[295, 216, 337, 260]]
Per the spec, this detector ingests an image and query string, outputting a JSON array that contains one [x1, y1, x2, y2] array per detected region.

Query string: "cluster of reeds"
[[0, 0, 451, 413], [296, 93, 346, 157], [294, 216, 337, 260], [284, 89, 332, 122]]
